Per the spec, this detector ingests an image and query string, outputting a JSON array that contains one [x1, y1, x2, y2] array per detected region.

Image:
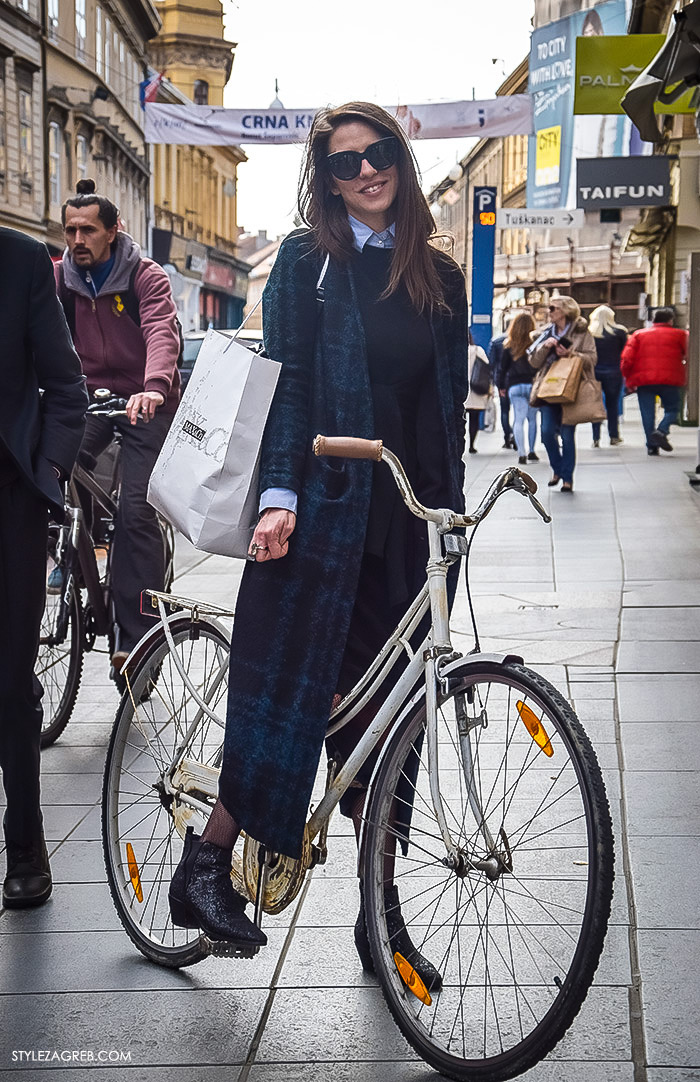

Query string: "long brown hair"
[[298, 101, 448, 313], [504, 311, 536, 360]]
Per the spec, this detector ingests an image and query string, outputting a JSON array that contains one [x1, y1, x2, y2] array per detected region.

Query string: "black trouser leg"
[[467, 409, 480, 450], [111, 412, 172, 652], [0, 480, 48, 849], [500, 391, 512, 442]]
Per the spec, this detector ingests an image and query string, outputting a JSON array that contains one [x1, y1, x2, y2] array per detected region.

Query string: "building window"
[[49, 122, 62, 204], [75, 0, 87, 60], [104, 17, 111, 83], [48, 0, 59, 39], [95, 7, 103, 75], [76, 134, 88, 179], [19, 87, 33, 187], [118, 39, 125, 94], [193, 80, 209, 105], [17, 0, 30, 11]]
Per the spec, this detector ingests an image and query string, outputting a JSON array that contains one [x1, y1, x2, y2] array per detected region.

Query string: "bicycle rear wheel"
[[37, 545, 84, 748], [361, 660, 614, 1082], [102, 617, 230, 967]]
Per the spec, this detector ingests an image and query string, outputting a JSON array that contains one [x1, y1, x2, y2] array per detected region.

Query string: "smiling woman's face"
[[327, 121, 399, 234]]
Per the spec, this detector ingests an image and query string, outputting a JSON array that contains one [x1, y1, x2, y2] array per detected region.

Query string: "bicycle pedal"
[[201, 935, 260, 959]]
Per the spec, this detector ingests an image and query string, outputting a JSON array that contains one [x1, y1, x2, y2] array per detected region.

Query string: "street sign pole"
[[470, 186, 497, 351]]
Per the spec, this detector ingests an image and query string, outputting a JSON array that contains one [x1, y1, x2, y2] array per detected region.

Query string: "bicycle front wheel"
[[362, 660, 614, 1082], [102, 617, 230, 967], [37, 558, 84, 748]]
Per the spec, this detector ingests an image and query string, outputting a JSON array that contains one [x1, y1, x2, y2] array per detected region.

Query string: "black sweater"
[[500, 345, 535, 390]]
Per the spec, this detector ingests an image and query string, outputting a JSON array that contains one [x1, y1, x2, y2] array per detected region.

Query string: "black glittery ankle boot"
[[354, 880, 442, 992], [169, 827, 266, 947]]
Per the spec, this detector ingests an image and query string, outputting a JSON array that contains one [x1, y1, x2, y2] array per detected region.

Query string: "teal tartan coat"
[[219, 230, 469, 857]]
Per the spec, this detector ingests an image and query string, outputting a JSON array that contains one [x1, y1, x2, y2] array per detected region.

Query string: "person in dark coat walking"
[[169, 102, 469, 982], [588, 304, 627, 447], [0, 227, 87, 908], [489, 328, 516, 449]]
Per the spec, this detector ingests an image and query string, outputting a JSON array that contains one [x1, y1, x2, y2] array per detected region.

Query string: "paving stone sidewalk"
[[1, 406, 699, 1081]]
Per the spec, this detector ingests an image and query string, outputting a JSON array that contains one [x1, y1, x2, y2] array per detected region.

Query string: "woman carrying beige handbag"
[[528, 296, 597, 492]]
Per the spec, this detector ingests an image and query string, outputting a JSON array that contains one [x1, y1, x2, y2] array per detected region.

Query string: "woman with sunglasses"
[[528, 296, 596, 493], [169, 102, 468, 984]]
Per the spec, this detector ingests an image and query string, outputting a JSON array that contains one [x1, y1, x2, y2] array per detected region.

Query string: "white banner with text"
[[143, 97, 534, 145]]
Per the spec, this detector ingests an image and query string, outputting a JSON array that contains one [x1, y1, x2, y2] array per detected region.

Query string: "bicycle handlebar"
[[313, 433, 552, 529], [87, 396, 128, 418], [313, 435, 383, 461]]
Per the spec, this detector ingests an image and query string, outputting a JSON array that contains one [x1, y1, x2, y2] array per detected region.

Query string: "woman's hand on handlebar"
[[249, 508, 296, 562], [126, 391, 165, 425]]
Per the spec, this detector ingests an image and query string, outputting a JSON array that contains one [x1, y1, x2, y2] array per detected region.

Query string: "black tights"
[[467, 408, 480, 450]]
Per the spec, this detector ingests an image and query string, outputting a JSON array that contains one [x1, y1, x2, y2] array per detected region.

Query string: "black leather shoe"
[[649, 429, 673, 452], [527, 452, 539, 462], [354, 881, 442, 992], [3, 837, 52, 909], [169, 827, 266, 947], [647, 446, 660, 456]]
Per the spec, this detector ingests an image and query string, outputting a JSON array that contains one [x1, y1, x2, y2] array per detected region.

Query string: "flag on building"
[[140, 72, 163, 109]]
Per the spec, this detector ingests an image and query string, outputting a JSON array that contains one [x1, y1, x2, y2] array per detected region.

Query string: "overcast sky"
[[221, 0, 535, 238]]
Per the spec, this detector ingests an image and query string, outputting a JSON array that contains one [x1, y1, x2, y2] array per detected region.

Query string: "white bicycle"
[[102, 436, 614, 1082]]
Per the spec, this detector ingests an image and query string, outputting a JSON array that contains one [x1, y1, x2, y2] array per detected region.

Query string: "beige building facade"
[[148, 0, 248, 330], [1, 0, 47, 240]]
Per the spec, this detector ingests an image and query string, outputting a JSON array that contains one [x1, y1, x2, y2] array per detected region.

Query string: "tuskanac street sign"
[[496, 208, 585, 230]]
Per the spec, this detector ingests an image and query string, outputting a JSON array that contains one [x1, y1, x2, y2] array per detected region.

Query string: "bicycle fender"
[[120, 613, 232, 678], [440, 651, 524, 678]]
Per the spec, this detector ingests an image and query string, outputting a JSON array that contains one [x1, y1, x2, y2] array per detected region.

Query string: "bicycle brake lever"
[[515, 469, 537, 495]]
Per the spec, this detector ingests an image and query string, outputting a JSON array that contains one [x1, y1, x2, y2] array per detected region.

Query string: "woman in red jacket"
[[621, 308, 687, 455]]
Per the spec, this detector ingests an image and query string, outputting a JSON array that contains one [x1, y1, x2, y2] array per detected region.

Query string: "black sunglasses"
[[326, 136, 399, 181]]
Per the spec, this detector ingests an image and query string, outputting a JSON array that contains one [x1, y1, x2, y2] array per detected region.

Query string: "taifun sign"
[[576, 156, 671, 207]]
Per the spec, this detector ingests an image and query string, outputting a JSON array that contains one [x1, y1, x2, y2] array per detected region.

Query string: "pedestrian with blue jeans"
[[621, 308, 687, 455], [500, 311, 539, 464], [587, 305, 626, 447], [528, 296, 597, 493]]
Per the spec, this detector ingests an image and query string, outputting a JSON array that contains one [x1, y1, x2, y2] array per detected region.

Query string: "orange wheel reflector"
[[126, 842, 144, 903], [394, 952, 432, 1005], [517, 700, 554, 757]]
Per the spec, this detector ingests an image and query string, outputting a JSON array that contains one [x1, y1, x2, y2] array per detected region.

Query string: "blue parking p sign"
[[470, 186, 497, 352]]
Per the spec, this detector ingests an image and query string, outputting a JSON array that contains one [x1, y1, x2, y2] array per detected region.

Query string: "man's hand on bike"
[[249, 508, 296, 562], [126, 391, 165, 425]]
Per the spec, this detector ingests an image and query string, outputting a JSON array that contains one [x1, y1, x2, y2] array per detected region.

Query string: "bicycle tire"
[[37, 573, 84, 748], [361, 660, 614, 1082], [102, 617, 231, 968]]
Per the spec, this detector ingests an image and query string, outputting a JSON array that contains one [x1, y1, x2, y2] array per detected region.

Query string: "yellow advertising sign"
[[535, 126, 561, 187], [574, 35, 696, 115]]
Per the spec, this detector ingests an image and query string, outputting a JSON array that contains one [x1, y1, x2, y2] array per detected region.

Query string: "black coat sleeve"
[[259, 233, 320, 495], [32, 242, 88, 475]]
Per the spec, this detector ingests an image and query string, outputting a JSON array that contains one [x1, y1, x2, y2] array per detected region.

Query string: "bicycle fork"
[[424, 521, 497, 873]]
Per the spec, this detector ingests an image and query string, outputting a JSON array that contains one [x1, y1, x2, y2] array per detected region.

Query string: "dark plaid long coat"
[[219, 230, 468, 857]]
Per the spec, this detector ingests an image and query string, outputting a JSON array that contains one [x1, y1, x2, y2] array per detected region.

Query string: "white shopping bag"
[[148, 329, 281, 559]]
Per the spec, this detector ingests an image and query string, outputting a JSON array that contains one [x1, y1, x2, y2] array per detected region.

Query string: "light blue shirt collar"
[[348, 215, 396, 252]]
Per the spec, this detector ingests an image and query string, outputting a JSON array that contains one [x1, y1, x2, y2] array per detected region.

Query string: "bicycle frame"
[[133, 449, 551, 872]]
